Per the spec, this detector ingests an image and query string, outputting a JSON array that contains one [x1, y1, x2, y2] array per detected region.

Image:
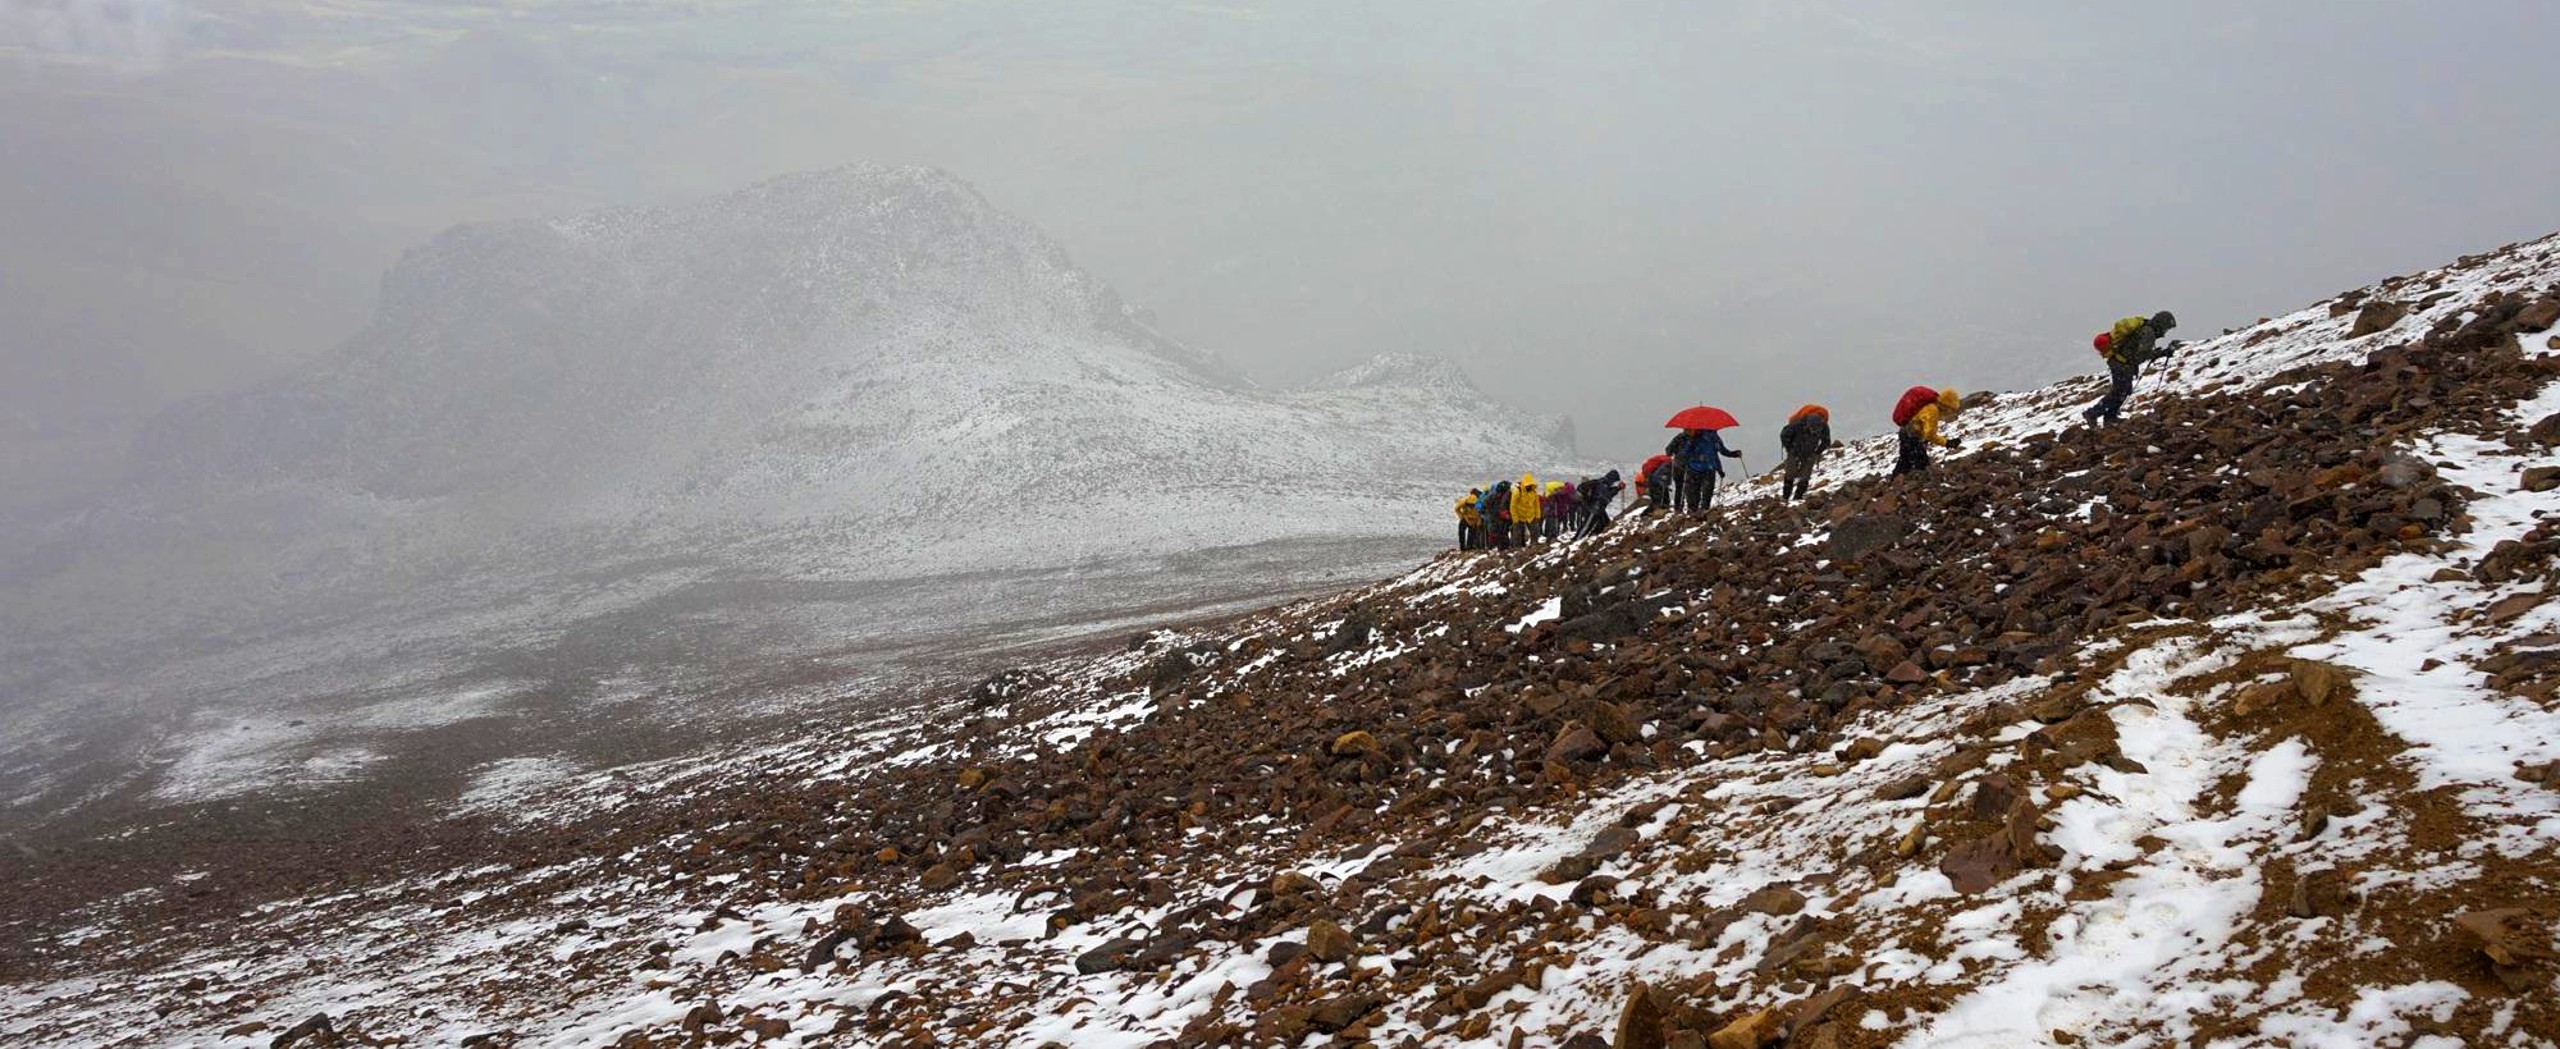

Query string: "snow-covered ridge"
[[109, 163, 1584, 574], [1302, 352, 1482, 393]]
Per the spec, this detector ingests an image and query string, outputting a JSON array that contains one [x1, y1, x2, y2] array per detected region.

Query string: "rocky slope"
[[6, 236, 2560, 1047]]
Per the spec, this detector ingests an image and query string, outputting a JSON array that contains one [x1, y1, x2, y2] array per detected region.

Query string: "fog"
[[6, 1, 2556, 513]]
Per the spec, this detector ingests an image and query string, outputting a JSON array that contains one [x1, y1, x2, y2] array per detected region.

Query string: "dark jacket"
[[1581, 471, 1621, 510], [1779, 415, 1832, 460]]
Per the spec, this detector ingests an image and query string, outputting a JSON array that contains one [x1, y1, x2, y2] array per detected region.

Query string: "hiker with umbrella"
[[1664, 405, 1744, 514]]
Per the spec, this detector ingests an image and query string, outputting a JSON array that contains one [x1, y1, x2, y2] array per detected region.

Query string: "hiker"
[[1640, 454, 1673, 512], [1480, 481, 1513, 548], [1664, 430, 1692, 510], [2082, 311, 2180, 427], [1778, 404, 1832, 502], [1510, 473, 1543, 545], [1673, 427, 1743, 513], [1456, 488, 1484, 550], [1891, 386, 1964, 476], [1576, 469, 1622, 537], [1544, 480, 1576, 541]]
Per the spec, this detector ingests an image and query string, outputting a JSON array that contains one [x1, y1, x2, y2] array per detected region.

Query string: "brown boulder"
[[1075, 938, 1143, 974], [1829, 514, 1911, 562], [2455, 908, 2554, 967], [1741, 885, 1806, 915], [271, 1014, 335, 1049], [1329, 730, 1382, 758], [2287, 867, 2349, 919], [1942, 794, 2057, 893], [2456, 908, 2554, 993], [2513, 297, 2560, 332], [2528, 411, 2560, 446], [2522, 466, 2560, 493], [1581, 824, 1643, 863], [1707, 1008, 1783, 1049], [1613, 982, 1668, 1049], [1306, 993, 1377, 1032], [1549, 723, 1609, 764], [2486, 593, 2539, 624], [1589, 700, 1644, 745], [1853, 635, 1910, 669], [1305, 918, 1356, 963], [2348, 299, 2407, 338], [1968, 774, 2025, 822], [2289, 661, 2345, 705]]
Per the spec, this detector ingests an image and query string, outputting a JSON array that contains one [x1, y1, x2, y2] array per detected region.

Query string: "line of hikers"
[[1451, 312, 2182, 548], [1456, 471, 1627, 550]]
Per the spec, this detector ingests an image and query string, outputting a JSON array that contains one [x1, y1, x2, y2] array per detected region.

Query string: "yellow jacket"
[[1906, 388, 1962, 446], [1456, 496, 1482, 527], [1511, 474, 1543, 523]]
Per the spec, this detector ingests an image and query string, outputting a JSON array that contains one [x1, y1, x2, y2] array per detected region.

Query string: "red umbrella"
[[1664, 405, 1740, 430]]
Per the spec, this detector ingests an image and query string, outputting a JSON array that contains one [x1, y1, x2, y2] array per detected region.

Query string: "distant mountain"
[[121, 164, 1582, 576], [0, 164, 1590, 833]]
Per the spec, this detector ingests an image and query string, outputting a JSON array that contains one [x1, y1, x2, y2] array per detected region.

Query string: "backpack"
[[2103, 316, 2152, 363], [1781, 415, 1829, 457], [1891, 385, 1938, 427], [1665, 431, 1691, 457]]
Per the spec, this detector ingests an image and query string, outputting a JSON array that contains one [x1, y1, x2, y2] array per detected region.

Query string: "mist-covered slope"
[[0, 163, 1585, 833], [9, 234, 2556, 1045], [113, 164, 1577, 574]]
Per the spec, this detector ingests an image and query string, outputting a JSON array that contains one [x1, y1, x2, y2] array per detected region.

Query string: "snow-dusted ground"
[[5, 237, 2558, 1045]]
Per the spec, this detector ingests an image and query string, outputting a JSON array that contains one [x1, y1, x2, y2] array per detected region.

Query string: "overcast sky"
[[7, 0, 2559, 503]]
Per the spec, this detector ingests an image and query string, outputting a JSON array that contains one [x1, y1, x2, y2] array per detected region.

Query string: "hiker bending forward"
[[2083, 311, 2178, 427], [1892, 386, 1963, 477], [1778, 405, 1832, 502]]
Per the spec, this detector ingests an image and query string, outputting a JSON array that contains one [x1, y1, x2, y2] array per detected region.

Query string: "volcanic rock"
[[2455, 908, 2555, 993], [2348, 299, 2408, 338], [1612, 982, 1668, 1049], [1707, 1008, 1782, 1049], [1549, 723, 1609, 764], [1828, 515, 1911, 562], [1305, 918, 1355, 963]]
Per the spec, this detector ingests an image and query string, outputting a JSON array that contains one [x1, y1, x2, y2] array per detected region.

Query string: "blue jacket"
[[1678, 429, 1740, 475]]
